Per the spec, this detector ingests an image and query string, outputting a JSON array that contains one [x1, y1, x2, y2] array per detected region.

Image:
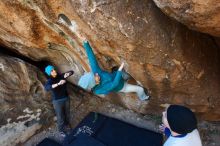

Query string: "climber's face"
[[51, 69, 57, 78], [94, 73, 100, 85]]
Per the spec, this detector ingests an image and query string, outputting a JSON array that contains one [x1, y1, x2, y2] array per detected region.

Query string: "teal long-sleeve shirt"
[[83, 41, 124, 94]]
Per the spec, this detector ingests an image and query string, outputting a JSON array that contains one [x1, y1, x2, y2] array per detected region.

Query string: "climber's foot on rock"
[[142, 87, 151, 101]]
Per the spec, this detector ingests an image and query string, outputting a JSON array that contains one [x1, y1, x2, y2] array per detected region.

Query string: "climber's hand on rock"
[[80, 36, 87, 42], [82, 36, 88, 43], [83, 39, 88, 43], [118, 62, 125, 71]]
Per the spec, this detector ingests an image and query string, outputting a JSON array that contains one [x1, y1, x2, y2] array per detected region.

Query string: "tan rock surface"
[[153, 0, 220, 36], [0, 0, 219, 120]]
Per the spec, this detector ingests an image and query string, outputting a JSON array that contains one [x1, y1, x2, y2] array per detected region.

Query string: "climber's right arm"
[[45, 79, 65, 90], [83, 41, 102, 74]]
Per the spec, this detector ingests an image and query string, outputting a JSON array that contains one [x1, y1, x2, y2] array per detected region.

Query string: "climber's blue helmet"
[[45, 65, 54, 76]]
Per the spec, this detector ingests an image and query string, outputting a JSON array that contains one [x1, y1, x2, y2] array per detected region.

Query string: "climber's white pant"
[[119, 82, 149, 101]]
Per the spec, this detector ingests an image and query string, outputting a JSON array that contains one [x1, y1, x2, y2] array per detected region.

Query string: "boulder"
[[153, 0, 220, 37], [0, 0, 219, 120]]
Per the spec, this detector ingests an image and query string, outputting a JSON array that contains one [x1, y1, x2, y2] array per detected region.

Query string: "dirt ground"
[[23, 86, 220, 146]]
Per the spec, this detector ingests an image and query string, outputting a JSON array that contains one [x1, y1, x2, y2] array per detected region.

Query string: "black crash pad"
[[64, 112, 163, 146], [36, 138, 62, 146]]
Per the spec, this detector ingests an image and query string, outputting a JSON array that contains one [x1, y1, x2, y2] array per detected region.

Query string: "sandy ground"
[[22, 86, 220, 146]]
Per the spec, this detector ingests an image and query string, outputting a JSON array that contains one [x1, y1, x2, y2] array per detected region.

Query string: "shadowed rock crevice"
[[0, 45, 52, 74]]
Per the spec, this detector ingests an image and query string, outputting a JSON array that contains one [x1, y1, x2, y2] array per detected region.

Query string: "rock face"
[[152, 0, 220, 37], [0, 0, 220, 121], [0, 115, 42, 146], [0, 0, 85, 83], [0, 54, 52, 125], [0, 54, 53, 145]]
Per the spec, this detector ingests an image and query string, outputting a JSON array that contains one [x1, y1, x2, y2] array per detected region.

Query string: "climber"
[[159, 105, 202, 146], [78, 40, 150, 101], [44, 65, 74, 137]]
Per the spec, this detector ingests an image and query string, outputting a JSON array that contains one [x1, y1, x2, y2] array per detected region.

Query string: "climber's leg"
[[64, 98, 70, 127], [53, 100, 66, 132], [119, 82, 150, 101]]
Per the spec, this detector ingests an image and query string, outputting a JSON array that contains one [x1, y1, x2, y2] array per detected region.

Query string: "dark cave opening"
[[0, 45, 53, 77]]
